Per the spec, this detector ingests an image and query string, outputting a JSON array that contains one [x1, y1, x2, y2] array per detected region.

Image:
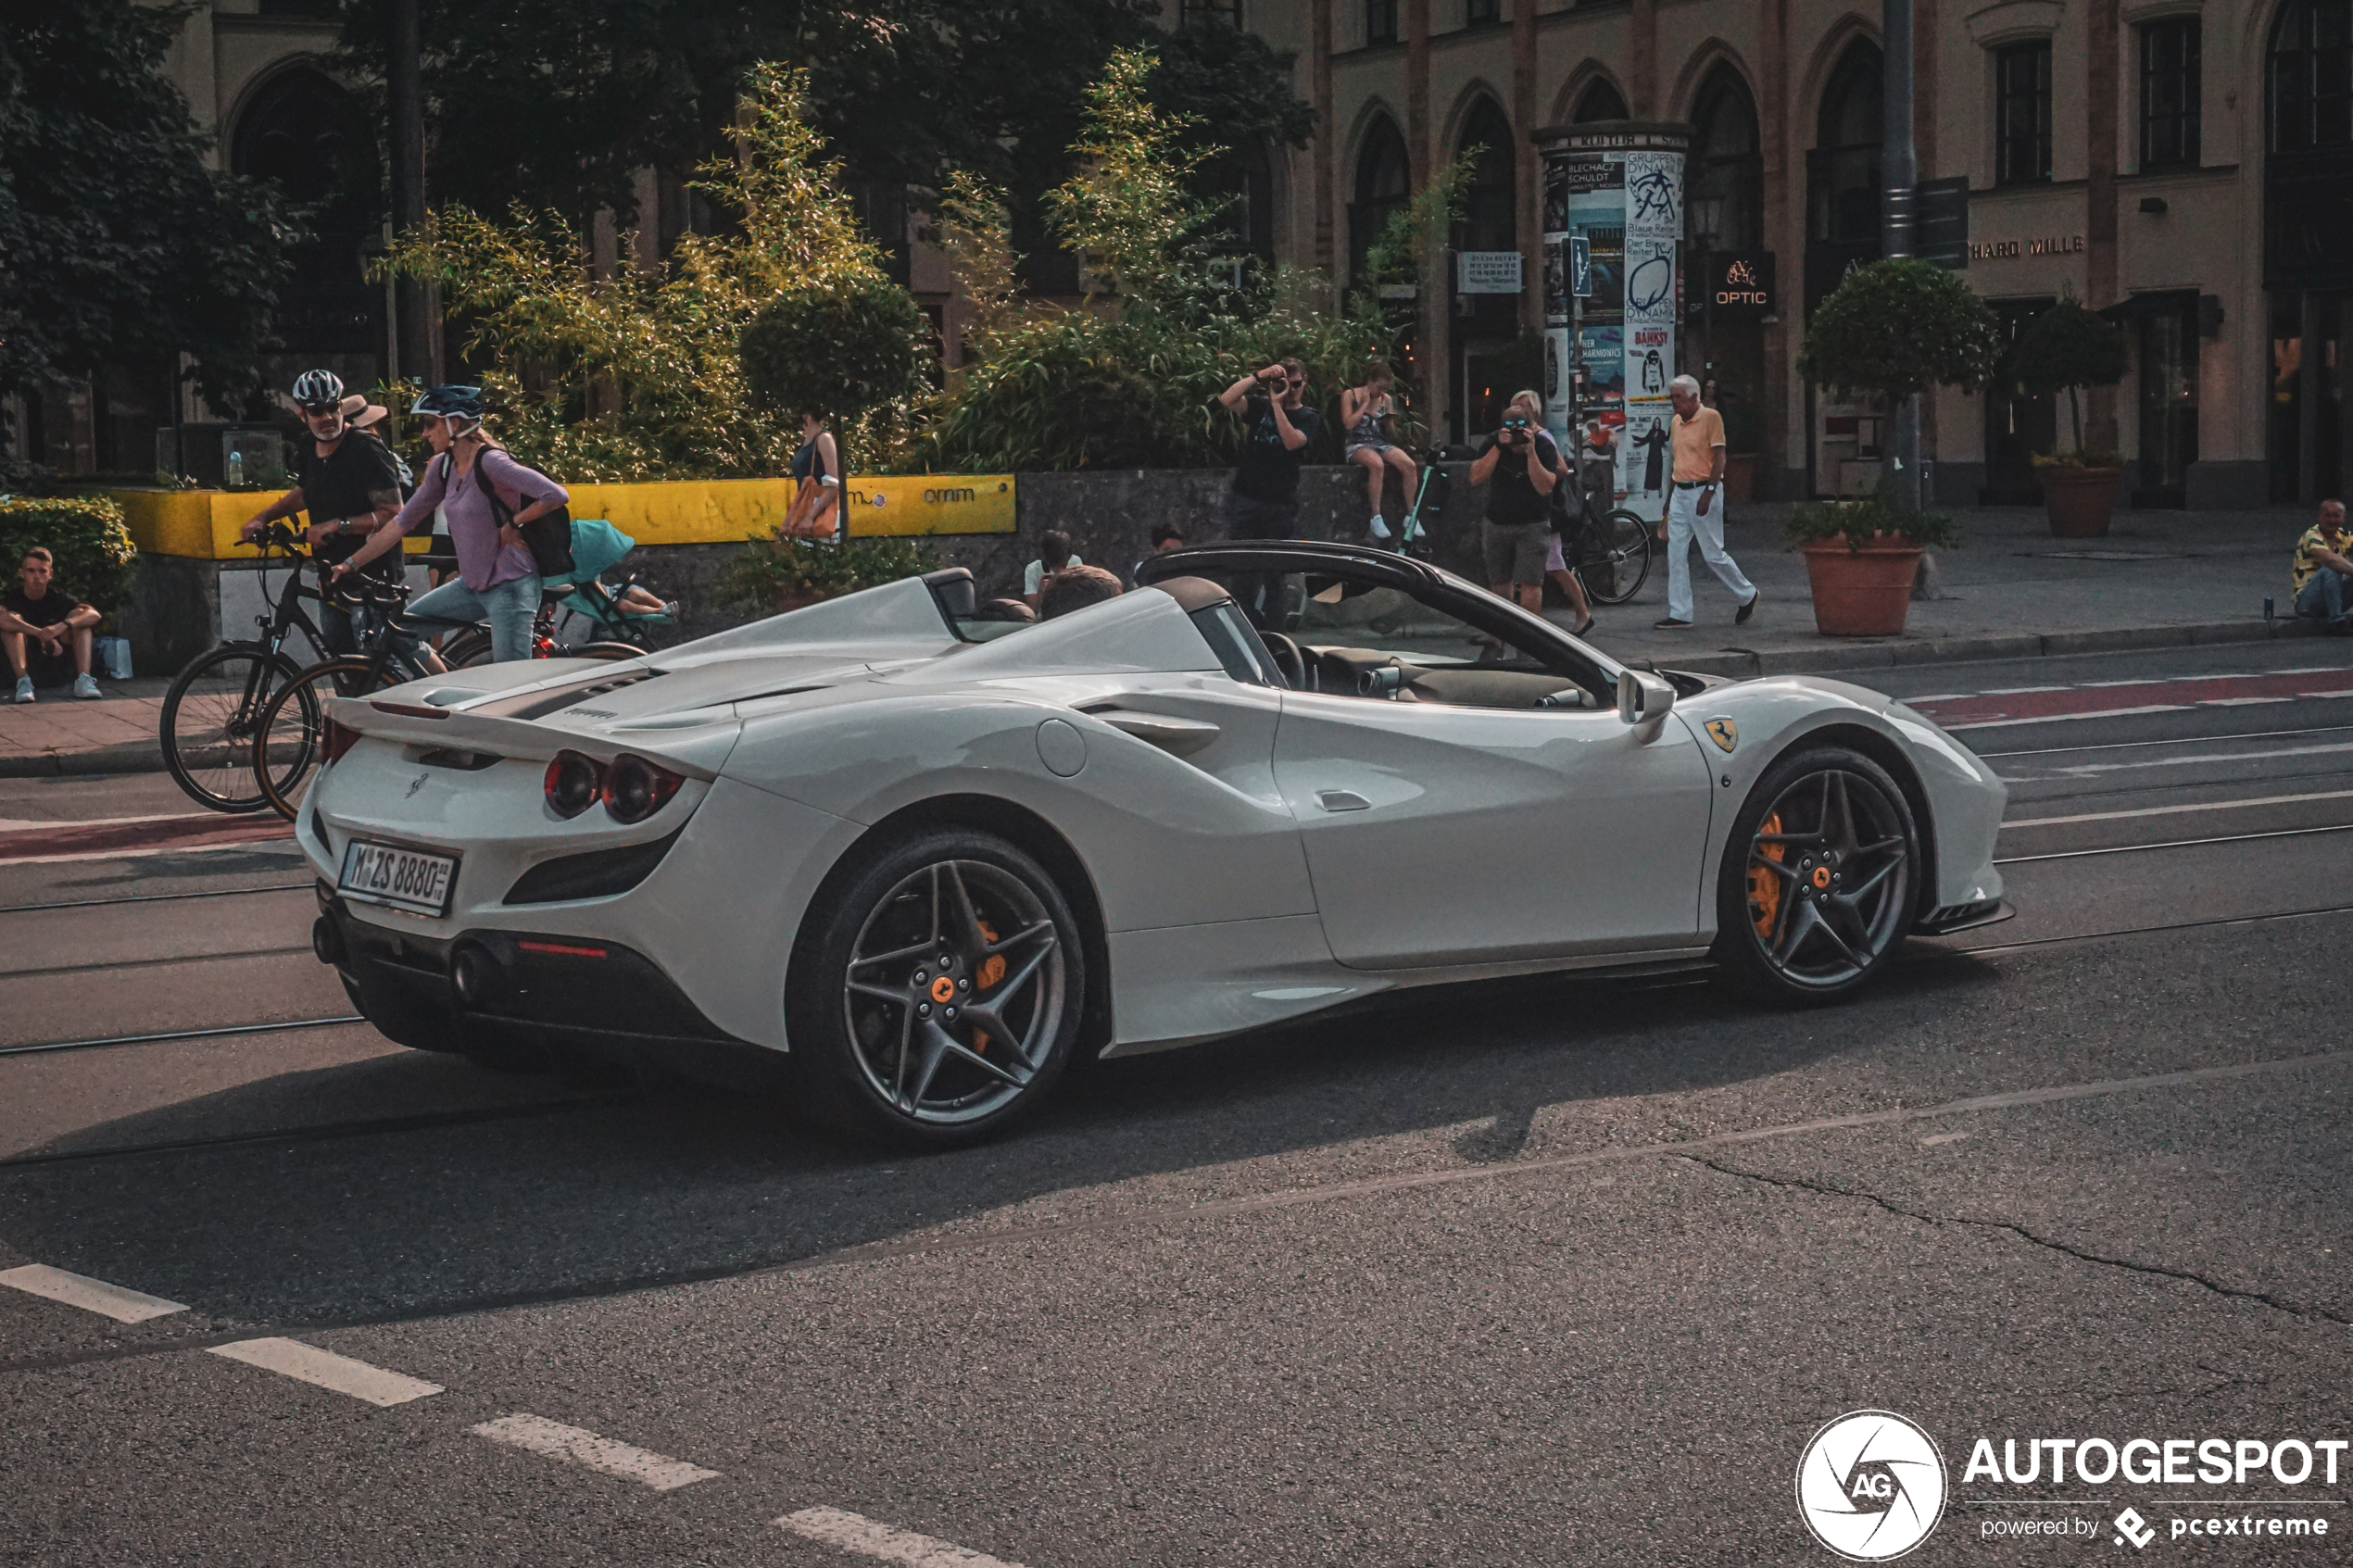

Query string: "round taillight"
[[544, 751, 602, 818], [602, 753, 683, 824]]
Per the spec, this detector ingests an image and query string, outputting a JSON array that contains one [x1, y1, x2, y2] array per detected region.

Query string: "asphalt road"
[[2, 640, 2349, 1567]]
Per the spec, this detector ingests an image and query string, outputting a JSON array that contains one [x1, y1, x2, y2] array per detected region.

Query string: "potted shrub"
[[1795, 259, 2003, 512], [1783, 488, 1959, 636], [2010, 293, 2130, 537], [720, 535, 940, 614]]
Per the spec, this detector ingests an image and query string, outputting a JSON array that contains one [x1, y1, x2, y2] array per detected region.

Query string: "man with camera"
[[1216, 358, 1321, 626], [1469, 391, 1561, 615]]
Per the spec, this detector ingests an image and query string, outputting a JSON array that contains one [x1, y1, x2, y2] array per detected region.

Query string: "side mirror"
[[1617, 668, 1677, 727]]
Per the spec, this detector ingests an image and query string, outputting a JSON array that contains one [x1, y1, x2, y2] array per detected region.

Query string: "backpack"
[[439, 449, 575, 581]]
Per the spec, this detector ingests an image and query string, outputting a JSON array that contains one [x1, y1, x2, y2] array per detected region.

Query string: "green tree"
[[1796, 259, 2004, 406], [0, 3, 296, 460], [2009, 291, 2129, 461], [378, 64, 908, 481], [331, 2, 1308, 237]]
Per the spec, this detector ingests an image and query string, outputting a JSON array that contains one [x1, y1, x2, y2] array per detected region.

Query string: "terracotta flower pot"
[[2036, 465, 2122, 537], [1721, 452, 1758, 507], [1800, 537, 1924, 636]]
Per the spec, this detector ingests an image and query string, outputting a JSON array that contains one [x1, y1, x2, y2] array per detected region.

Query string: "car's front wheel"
[[1713, 746, 1920, 1002], [787, 828, 1086, 1147]]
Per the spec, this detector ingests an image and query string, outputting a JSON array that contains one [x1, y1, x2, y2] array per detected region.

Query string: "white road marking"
[[1920, 1131, 1972, 1147], [2199, 696, 2295, 707], [780, 1508, 1029, 1568], [1947, 704, 2193, 731], [208, 1338, 443, 1406], [1981, 684, 2073, 694], [2004, 788, 2353, 828], [471, 1413, 719, 1491], [0, 1264, 188, 1323], [2051, 739, 2353, 776], [1901, 693, 1974, 702]]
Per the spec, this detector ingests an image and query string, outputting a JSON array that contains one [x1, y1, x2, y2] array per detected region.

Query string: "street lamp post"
[[1881, 0, 1920, 511]]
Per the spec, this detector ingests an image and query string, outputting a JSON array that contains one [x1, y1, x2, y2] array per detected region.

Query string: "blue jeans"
[[2296, 570, 2348, 626], [409, 573, 542, 662]]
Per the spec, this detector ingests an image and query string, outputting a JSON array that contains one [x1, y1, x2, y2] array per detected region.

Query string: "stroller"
[[537, 518, 674, 656]]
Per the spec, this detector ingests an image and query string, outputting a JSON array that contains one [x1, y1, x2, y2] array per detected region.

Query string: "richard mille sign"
[[1969, 233, 2086, 260]]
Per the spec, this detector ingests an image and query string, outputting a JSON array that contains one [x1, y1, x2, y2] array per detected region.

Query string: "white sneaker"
[[1368, 513, 1391, 540], [72, 673, 101, 700], [12, 676, 31, 704]]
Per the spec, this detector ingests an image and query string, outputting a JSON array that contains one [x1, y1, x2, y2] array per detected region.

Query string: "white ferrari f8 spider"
[[301, 541, 2008, 1146]]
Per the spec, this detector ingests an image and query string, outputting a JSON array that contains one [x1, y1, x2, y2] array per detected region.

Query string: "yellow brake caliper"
[[1749, 812, 1785, 938]]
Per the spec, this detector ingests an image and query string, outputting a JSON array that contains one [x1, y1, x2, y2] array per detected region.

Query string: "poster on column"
[[1617, 149, 1683, 521], [1541, 157, 1626, 452]]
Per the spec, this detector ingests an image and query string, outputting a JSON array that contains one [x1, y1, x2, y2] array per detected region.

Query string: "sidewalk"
[[0, 505, 2328, 777], [1564, 502, 2324, 679]]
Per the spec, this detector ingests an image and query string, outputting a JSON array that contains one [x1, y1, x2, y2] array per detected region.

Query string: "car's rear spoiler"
[[326, 696, 728, 781]]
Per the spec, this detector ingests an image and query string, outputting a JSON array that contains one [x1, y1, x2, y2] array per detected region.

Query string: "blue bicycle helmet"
[[411, 384, 485, 423]]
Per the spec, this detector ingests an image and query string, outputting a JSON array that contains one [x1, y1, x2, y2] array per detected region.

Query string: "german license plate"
[[338, 839, 459, 918]]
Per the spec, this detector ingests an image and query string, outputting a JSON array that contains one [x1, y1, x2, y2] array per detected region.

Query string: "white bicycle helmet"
[[291, 369, 345, 411]]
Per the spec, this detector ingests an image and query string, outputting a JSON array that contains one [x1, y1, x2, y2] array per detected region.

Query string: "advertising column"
[[1534, 123, 1690, 522]]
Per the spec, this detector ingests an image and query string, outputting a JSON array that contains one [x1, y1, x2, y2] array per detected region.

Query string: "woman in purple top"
[[331, 386, 564, 662]]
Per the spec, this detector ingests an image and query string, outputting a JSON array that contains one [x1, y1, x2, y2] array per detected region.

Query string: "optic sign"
[[1456, 251, 1524, 295], [1688, 251, 1776, 318]]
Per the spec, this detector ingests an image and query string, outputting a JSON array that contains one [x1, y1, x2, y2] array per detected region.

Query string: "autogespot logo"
[[1797, 1411, 1949, 1561]]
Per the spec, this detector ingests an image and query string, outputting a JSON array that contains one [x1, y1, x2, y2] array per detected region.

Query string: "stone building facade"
[[1231, 0, 2351, 508]]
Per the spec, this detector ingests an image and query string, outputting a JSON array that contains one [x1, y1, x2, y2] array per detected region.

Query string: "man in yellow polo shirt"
[[1655, 374, 1760, 631], [2292, 499, 2352, 633]]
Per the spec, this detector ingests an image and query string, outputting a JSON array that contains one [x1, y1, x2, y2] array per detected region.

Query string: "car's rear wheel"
[[1713, 746, 1919, 1002], [787, 828, 1085, 1148]]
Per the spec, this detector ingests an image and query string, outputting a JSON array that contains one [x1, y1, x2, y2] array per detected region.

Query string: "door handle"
[[1315, 789, 1371, 812], [1094, 709, 1221, 758]]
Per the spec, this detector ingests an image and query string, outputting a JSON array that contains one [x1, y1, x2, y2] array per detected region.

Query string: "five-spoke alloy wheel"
[[1714, 746, 1920, 1000], [790, 829, 1085, 1146]]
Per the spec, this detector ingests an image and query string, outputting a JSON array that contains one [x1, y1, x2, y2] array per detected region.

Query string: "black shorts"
[[1222, 488, 1299, 541]]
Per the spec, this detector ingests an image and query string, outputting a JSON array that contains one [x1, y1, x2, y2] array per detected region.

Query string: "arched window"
[[1809, 41, 1883, 245], [1688, 65, 1762, 250], [1454, 98, 1516, 253], [1198, 136, 1277, 270], [1572, 78, 1630, 123], [2271, 0, 2353, 153], [1350, 116, 1412, 281], [232, 68, 381, 355]]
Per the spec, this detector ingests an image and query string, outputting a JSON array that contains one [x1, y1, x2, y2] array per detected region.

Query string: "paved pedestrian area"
[[1572, 502, 2321, 676], [0, 677, 168, 778]]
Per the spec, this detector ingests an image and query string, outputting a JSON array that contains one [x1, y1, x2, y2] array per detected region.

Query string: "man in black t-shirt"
[[1468, 391, 1563, 614], [3, 547, 103, 701], [237, 371, 406, 656], [1217, 359, 1322, 539], [1216, 359, 1322, 629]]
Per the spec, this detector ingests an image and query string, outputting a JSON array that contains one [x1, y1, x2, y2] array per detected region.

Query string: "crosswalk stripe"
[[208, 1338, 443, 1406], [780, 1507, 1029, 1568], [0, 1263, 188, 1323], [471, 1413, 718, 1491]]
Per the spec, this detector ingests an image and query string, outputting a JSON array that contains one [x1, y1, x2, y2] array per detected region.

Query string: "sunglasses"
[[297, 402, 343, 417]]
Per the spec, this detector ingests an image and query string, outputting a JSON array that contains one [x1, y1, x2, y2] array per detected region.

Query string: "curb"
[[0, 742, 165, 781], [1655, 615, 2323, 682]]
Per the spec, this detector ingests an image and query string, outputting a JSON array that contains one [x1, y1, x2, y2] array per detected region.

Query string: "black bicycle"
[[251, 576, 642, 821], [1557, 468, 1655, 606], [158, 523, 359, 813]]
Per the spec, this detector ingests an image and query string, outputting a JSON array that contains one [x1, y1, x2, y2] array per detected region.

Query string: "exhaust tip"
[[310, 914, 346, 968]]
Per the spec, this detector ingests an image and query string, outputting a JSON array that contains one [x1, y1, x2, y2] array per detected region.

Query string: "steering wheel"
[[1259, 631, 1307, 690]]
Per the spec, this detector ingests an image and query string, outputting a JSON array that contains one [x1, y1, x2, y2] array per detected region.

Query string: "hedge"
[[0, 495, 140, 613]]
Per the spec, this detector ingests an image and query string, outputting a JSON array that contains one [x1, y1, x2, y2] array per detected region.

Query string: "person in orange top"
[[1654, 374, 1760, 630]]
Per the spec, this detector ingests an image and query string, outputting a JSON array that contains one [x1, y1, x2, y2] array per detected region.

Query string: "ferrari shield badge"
[[1705, 717, 1738, 753]]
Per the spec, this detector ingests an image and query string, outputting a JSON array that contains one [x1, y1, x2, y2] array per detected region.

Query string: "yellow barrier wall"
[[105, 475, 1017, 558]]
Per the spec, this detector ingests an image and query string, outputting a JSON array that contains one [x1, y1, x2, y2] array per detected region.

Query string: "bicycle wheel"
[[440, 627, 494, 668], [255, 659, 401, 822], [1584, 509, 1655, 605], [160, 644, 305, 813], [573, 641, 648, 661]]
